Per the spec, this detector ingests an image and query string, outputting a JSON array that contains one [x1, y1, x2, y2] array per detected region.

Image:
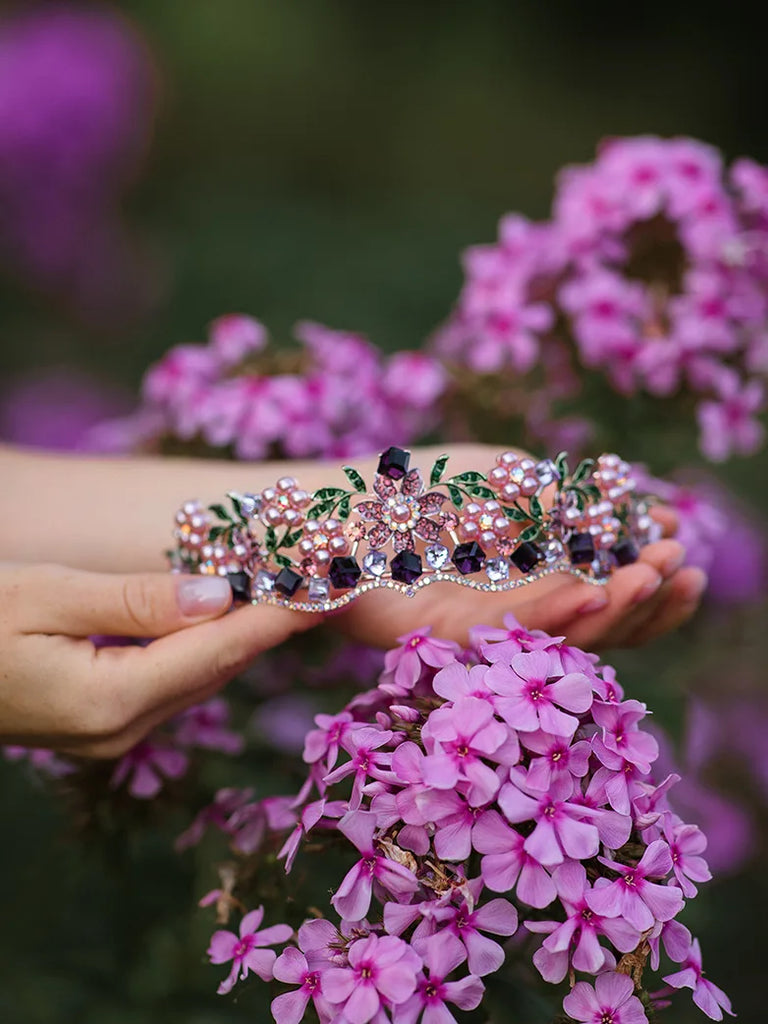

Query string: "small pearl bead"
[[489, 466, 508, 486], [465, 502, 482, 517], [261, 487, 277, 503], [290, 489, 310, 508], [500, 451, 518, 467], [493, 516, 510, 535], [265, 507, 283, 526], [329, 536, 348, 554], [459, 521, 479, 541], [501, 482, 521, 503], [277, 476, 296, 492]]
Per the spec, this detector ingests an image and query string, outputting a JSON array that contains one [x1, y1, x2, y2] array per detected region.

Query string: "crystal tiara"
[[168, 448, 658, 612]]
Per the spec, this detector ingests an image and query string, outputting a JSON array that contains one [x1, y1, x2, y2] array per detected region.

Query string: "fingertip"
[[176, 575, 233, 620]]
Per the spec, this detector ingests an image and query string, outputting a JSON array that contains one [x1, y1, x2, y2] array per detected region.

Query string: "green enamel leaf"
[[313, 487, 347, 501], [208, 503, 232, 522], [519, 524, 541, 544], [274, 553, 293, 569], [554, 451, 569, 480], [337, 495, 352, 520], [529, 495, 543, 520], [264, 526, 278, 552], [447, 484, 464, 509], [429, 454, 450, 486], [342, 466, 367, 493], [503, 506, 529, 521], [451, 470, 486, 484], [281, 529, 304, 549], [467, 484, 496, 499], [208, 525, 228, 541], [572, 458, 595, 485]]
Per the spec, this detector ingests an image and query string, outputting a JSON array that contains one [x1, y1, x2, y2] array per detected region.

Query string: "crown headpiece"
[[169, 448, 658, 611]]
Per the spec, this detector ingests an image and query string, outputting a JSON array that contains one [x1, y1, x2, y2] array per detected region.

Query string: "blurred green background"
[[0, 2, 764, 1022]]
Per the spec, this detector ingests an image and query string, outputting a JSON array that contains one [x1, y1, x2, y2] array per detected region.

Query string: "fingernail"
[[578, 592, 610, 614], [684, 570, 709, 603], [177, 576, 232, 617], [661, 548, 686, 577], [632, 575, 662, 605]]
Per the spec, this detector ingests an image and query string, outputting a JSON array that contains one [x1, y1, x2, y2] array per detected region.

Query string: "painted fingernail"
[[661, 548, 686, 577], [177, 575, 232, 617], [578, 592, 610, 614], [632, 575, 662, 604]]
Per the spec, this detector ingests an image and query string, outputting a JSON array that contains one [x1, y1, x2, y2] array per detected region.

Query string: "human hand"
[[0, 563, 316, 757], [330, 445, 707, 652]]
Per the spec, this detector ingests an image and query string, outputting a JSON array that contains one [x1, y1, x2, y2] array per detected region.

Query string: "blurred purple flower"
[[0, 3, 157, 319]]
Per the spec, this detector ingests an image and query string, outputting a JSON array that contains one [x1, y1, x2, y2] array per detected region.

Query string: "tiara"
[[169, 449, 658, 612]]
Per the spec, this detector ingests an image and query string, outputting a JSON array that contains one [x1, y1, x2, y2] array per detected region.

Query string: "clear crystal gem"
[[543, 539, 565, 564], [534, 459, 559, 487], [307, 577, 330, 602], [254, 569, 275, 592], [363, 550, 387, 576], [425, 543, 450, 569], [486, 557, 510, 582]]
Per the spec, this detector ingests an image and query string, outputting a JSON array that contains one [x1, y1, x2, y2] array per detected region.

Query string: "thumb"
[[21, 565, 234, 638]]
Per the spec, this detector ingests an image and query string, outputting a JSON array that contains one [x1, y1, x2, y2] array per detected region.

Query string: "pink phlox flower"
[[660, 814, 712, 898], [303, 711, 357, 773], [394, 931, 485, 1024], [430, 881, 518, 977], [647, 917, 692, 971], [420, 696, 516, 804], [208, 313, 267, 368], [498, 771, 603, 868], [172, 698, 244, 755], [668, 270, 739, 355], [175, 786, 254, 851], [589, 664, 625, 704], [525, 861, 640, 983], [431, 790, 491, 862], [473, 614, 559, 660], [110, 738, 188, 799], [322, 932, 421, 1024], [279, 797, 346, 873], [142, 343, 218, 409], [591, 699, 659, 772], [472, 808, 556, 909], [589, 762, 647, 817], [431, 662, 495, 704], [663, 937, 735, 1020], [697, 375, 765, 461], [207, 906, 293, 996], [382, 627, 460, 693], [331, 811, 419, 922], [271, 921, 341, 1024], [586, 839, 685, 932], [226, 794, 298, 855], [521, 730, 591, 790], [324, 726, 395, 809], [630, 773, 680, 830], [3, 745, 72, 776], [486, 649, 593, 737], [562, 970, 648, 1024]]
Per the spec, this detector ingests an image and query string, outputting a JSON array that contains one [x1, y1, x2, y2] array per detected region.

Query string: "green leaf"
[[274, 553, 293, 569], [572, 458, 595, 485], [447, 484, 464, 509], [519, 524, 541, 544], [227, 493, 244, 520], [342, 466, 367, 493], [208, 503, 232, 522], [555, 451, 569, 480], [503, 506, 529, 521], [209, 525, 228, 541], [264, 526, 278, 552], [467, 484, 496, 500], [313, 487, 347, 501], [337, 495, 352, 520], [429, 454, 450, 486], [580, 483, 601, 501], [529, 495, 543, 520], [451, 470, 486, 484], [281, 529, 304, 549]]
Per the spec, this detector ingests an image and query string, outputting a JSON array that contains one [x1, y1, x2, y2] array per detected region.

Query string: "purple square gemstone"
[[510, 541, 543, 574], [274, 567, 304, 597], [451, 541, 485, 575], [611, 539, 639, 566], [227, 571, 252, 602], [377, 446, 411, 480], [568, 532, 595, 565], [391, 550, 423, 584], [329, 555, 362, 590]]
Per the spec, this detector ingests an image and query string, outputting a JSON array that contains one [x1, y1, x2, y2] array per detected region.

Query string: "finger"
[[623, 568, 708, 647], [68, 602, 319, 753], [637, 538, 686, 578], [19, 565, 234, 638], [651, 504, 678, 538]]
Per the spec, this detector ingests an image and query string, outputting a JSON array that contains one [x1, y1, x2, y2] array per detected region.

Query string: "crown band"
[[168, 449, 658, 612]]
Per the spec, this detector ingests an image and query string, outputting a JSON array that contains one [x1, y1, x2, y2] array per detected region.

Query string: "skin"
[[0, 442, 706, 755]]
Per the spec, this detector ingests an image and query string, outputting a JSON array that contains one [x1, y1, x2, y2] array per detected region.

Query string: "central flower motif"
[[355, 469, 446, 553]]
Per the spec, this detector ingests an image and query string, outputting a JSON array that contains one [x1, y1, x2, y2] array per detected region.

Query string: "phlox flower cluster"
[[197, 619, 731, 1022], [99, 315, 446, 460], [434, 135, 768, 462], [0, 3, 156, 319]]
